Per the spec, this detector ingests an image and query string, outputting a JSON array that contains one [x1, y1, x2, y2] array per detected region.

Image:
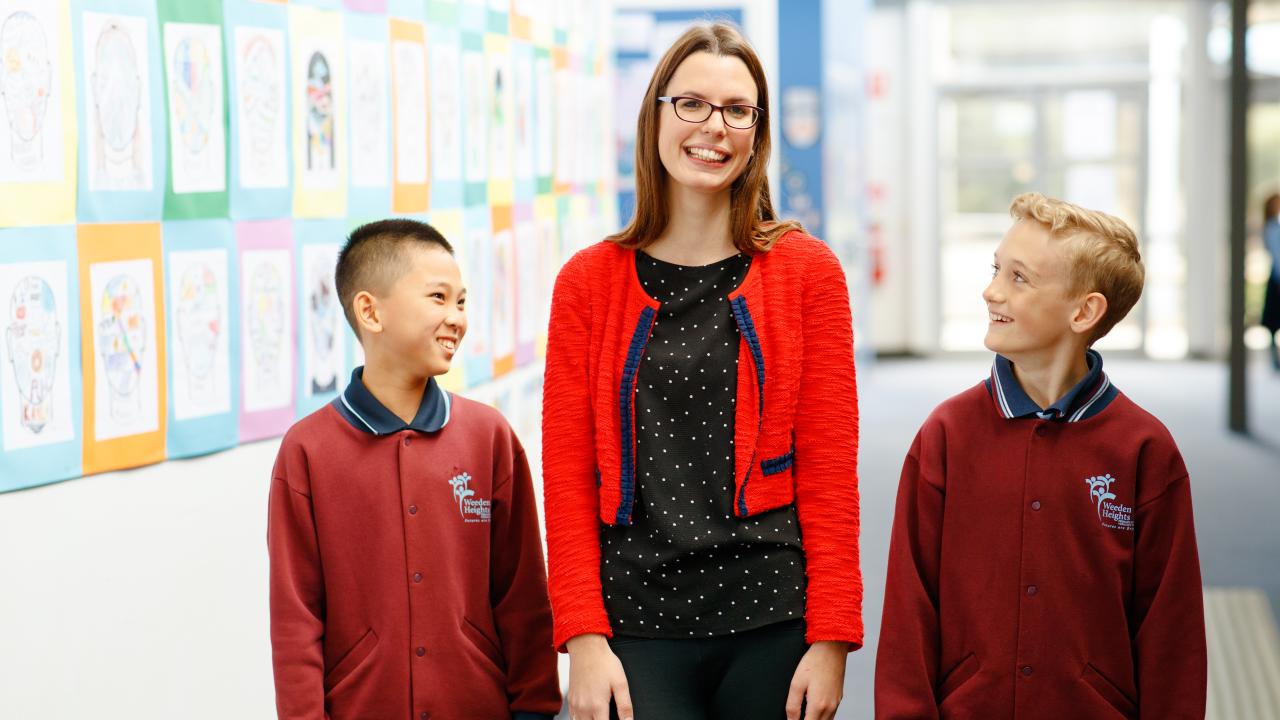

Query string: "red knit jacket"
[[541, 232, 863, 650]]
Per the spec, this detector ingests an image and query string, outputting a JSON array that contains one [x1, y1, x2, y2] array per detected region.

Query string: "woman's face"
[[656, 51, 758, 197]]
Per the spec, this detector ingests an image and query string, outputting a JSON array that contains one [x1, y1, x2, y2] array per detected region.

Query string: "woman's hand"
[[566, 633, 633, 720], [785, 640, 849, 720]]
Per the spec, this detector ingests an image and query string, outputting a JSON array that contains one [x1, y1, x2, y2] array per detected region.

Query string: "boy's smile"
[[982, 219, 1081, 361], [376, 245, 467, 377]]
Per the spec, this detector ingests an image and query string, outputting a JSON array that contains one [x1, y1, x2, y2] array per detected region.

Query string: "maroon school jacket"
[[875, 378, 1206, 719], [268, 373, 560, 720]]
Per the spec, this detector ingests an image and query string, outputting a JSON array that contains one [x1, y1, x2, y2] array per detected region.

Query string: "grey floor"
[[839, 353, 1280, 718]]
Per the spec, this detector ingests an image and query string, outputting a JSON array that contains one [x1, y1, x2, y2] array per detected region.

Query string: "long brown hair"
[[1265, 193, 1280, 223], [608, 23, 801, 254]]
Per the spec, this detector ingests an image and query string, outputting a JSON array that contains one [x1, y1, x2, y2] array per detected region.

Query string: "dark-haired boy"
[[875, 194, 1206, 719], [268, 219, 561, 719]]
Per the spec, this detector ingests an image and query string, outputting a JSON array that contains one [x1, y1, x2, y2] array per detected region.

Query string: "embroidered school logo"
[[1084, 473, 1133, 531], [447, 471, 491, 523]]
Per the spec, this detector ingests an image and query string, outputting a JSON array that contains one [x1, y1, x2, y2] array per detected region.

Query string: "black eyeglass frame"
[[656, 95, 765, 130]]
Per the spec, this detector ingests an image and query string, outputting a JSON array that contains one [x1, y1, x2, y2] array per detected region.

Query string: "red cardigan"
[[541, 232, 863, 650], [268, 395, 561, 719], [875, 382, 1206, 719]]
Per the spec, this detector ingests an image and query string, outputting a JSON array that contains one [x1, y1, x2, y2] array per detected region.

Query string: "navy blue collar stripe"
[[332, 367, 450, 435], [989, 349, 1116, 423]]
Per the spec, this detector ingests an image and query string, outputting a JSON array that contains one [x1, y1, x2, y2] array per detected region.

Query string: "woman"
[[542, 23, 862, 720], [1263, 194, 1280, 369]]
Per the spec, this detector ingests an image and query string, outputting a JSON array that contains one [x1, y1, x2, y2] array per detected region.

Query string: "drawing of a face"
[[92, 20, 141, 154], [351, 52, 381, 162], [170, 33, 215, 153], [240, 33, 278, 159], [308, 257, 337, 393], [96, 273, 147, 422], [0, 11, 52, 167], [176, 263, 220, 397], [247, 261, 284, 380], [305, 51, 333, 170], [5, 276, 60, 434]]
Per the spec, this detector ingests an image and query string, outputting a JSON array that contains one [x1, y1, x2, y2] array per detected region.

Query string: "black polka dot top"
[[600, 250, 807, 638]]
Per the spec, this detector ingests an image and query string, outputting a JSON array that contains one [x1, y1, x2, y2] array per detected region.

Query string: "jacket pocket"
[[937, 652, 979, 705], [1081, 662, 1137, 719], [760, 445, 795, 476], [323, 627, 379, 694], [461, 614, 505, 673]]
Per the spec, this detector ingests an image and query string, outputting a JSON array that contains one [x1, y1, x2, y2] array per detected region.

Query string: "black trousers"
[[607, 620, 809, 720]]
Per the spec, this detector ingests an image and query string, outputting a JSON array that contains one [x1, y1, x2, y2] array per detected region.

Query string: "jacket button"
[[1026, 585, 1038, 596], [413, 572, 423, 583], [1021, 665, 1033, 676], [404, 436, 413, 446], [416, 646, 426, 657], [421, 714, 429, 720], [1031, 500, 1041, 511], [1034, 425, 1047, 437], [408, 505, 418, 515]]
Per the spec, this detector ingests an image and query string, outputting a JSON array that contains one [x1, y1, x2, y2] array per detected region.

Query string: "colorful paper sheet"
[[236, 219, 293, 441], [163, 219, 238, 459], [225, 0, 290, 219], [294, 219, 345, 419], [0, 226, 82, 491], [289, 5, 345, 218], [460, 203, 490, 386], [158, 0, 229, 219], [390, 18, 427, 213], [345, 10, 389, 218], [72, 0, 166, 221], [78, 222, 166, 475], [0, 0, 77, 226], [490, 203, 514, 377], [427, 25, 462, 208]]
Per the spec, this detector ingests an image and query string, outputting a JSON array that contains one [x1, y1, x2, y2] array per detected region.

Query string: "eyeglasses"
[[657, 96, 763, 130]]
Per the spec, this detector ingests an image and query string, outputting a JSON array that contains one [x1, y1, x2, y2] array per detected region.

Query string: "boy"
[[268, 219, 561, 720], [875, 194, 1206, 719]]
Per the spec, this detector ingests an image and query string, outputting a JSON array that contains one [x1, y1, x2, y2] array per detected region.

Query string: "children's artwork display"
[[0, 0, 616, 491]]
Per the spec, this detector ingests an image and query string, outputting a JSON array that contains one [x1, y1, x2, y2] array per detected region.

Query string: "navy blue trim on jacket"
[[984, 349, 1117, 423], [761, 445, 795, 476], [331, 367, 451, 434], [616, 306, 657, 525], [730, 296, 766, 516]]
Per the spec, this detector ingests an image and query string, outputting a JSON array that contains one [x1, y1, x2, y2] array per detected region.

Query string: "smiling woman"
[[542, 22, 864, 720]]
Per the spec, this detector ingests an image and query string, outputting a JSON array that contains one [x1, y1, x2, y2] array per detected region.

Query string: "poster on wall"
[[485, 33, 512, 204], [295, 220, 345, 419], [78, 222, 166, 475], [290, 5, 345, 218], [74, 1, 165, 221], [160, 8, 229, 218], [0, 227, 81, 492], [490, 205, 515, 376], [461, 203, 492, 386], [237, 219, 293, 441], [428, 33, 462, 190], [346, 36, 387, 190], [226, 0, 290, 220], [164, 219, 238, 459], [461, 42, 486, 194], [513, 210, 537, 363], [391, 18, 427, 213], [0, 0, 76, 226]]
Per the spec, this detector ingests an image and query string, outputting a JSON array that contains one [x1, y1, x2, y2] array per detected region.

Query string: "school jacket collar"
[[332, 366, 452, 435]]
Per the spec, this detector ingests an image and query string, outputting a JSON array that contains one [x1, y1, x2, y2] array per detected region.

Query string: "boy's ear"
[[352, 290, 382, 337], [1071, 291, 1108, 337]]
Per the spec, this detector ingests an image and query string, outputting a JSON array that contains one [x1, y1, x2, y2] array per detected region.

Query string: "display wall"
[[0, 0, 616, 492]]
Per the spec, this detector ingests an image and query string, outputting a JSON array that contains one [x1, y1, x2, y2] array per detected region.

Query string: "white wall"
[[0, 439, 280, 719]]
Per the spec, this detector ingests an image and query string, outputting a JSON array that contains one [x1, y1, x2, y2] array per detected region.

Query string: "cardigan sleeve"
[[541, 254, 612, 650], [874, 432, 945, 720], [791, 242, 864, 647], [267, 442, 329, 720], [1132, 467, 1206, 719], [489, 443, 563, 715]]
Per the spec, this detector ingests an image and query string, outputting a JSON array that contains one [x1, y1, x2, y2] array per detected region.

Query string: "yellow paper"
[[290, 6, 347, 218], [0, 0, 76, 226]]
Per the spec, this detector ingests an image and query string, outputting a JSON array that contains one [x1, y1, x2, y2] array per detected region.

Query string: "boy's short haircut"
[[1009, 192, 1144, 343], [335, 218, 454, 337]]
